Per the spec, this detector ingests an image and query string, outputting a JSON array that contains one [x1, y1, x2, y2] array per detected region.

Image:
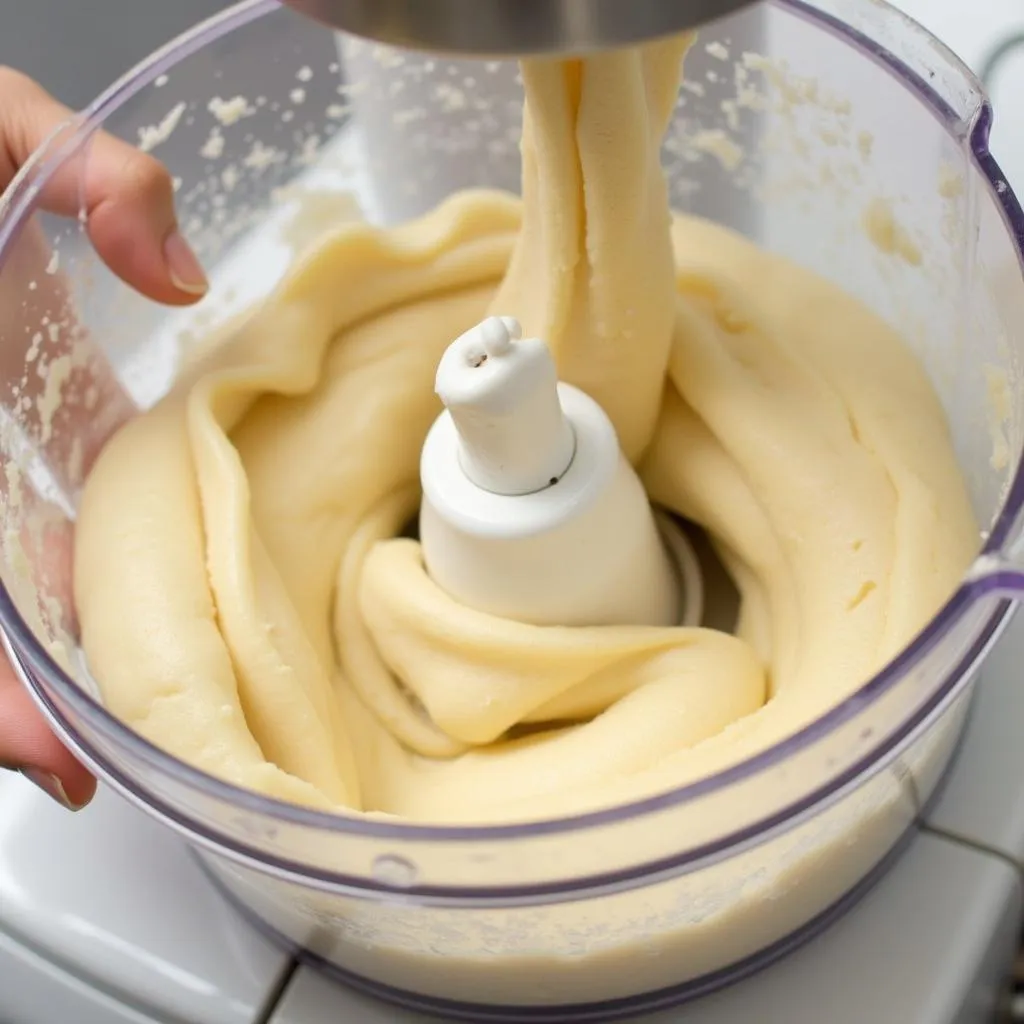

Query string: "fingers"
[[0, 511, 94, 810], [0, 68, 206, 812], [0, 66, 208, 306], [84, 138, 211, 306], [0, 673, 96, 810]]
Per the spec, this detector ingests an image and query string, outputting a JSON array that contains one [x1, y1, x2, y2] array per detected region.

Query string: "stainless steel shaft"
[[280, 0, 757, 55]]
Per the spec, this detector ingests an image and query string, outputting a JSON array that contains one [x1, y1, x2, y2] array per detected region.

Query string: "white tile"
[[0, 775, 290, 1024], [0, 926, 163, 1024]]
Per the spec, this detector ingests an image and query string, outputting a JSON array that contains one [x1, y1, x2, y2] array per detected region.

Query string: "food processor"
[[2, 0, 1024, 1022]]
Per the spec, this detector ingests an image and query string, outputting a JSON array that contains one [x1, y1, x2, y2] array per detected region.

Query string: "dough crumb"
[[200, 129, 225, 160], [690, 129, 744, 172], [862, 198, 922, 266], [938, 162, 964, 199], [984, 364, 1011, 471], [138, 102, 187, 153], [207, 95, 255, 126]]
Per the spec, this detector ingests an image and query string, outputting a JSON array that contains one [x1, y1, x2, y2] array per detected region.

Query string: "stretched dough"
[[73, 39, 977, 824]]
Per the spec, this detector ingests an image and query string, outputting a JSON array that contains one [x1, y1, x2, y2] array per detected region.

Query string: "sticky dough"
[[73, 38, 978, 824]]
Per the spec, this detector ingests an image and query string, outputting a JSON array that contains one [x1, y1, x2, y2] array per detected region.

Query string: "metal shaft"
[[280, 0, 757, 56]]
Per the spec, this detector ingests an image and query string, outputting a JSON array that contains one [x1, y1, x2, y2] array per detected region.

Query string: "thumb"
[[0, 67, 208, 306], [0, 680, 96, 810], [84, 140, 211, 306]]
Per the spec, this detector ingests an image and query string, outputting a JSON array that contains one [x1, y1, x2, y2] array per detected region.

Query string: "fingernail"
[[163, 229, 209, 296], [20, 769, 85, 811]]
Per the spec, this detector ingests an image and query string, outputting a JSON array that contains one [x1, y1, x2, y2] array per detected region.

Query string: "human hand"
[[0, 67, 208, 810]]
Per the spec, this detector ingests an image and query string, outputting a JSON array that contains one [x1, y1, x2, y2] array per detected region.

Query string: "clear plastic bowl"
[[1, 1, 1023, 1020]]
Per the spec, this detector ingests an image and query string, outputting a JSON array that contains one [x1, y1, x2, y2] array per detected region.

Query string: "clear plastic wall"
[[0, 0, 1021, 1017]]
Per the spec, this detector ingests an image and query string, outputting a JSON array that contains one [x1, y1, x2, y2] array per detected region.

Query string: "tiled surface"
[[270, 832, 1020, 1024], [0, 926, 164, 1024], [0, 774, 291, 1024]]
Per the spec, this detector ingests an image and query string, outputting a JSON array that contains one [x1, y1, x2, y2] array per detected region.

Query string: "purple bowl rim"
[[0, 0, 1021, 848], [15, 600, 1004, 898]]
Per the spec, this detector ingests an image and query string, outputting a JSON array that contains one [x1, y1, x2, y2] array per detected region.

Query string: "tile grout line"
[[254, 955, 301, 1024]]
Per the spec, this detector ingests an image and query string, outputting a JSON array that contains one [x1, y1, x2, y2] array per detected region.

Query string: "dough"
[[73, 38, 978, 824]]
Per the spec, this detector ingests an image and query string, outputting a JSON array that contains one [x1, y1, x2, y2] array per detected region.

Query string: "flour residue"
[[667, 43, 869, 210], [138, 102, 187, 153], [690, 129, 744, 172], [862, 198, 922, 267], [208, 95, 255, 126], [938, 162, 964, 200], [273, 187, 362, 253], [243, 141, 285, 171], [984, 364, 1012, 472], [36, 355, 73, 444], [201, 129, 226, 161]]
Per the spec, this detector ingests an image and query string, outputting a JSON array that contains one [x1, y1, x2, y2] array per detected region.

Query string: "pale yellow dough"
[[73, 40, 977, 824]]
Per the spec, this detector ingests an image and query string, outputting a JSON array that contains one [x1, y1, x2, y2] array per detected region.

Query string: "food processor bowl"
[[1, 1, 1023, 1019]]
